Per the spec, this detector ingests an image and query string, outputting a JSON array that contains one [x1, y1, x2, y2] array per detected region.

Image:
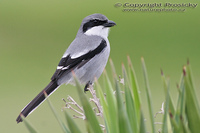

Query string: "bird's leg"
[[84, 81, 92, 93]]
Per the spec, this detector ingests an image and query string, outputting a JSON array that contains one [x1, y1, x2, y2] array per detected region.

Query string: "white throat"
[[84, 26, 110, 39]]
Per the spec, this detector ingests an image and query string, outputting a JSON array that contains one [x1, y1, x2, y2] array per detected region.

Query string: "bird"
[[16, 13, 116, 123]]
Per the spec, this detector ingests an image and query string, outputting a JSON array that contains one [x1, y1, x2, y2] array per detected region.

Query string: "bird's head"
[[78, 14, 116, 39]]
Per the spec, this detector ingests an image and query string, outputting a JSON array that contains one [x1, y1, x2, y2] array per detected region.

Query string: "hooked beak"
[[103, 20, 116, 27]]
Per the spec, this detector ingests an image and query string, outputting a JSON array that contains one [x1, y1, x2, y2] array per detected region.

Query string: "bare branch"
[[67, 96, 84, 112], [118, 75, 124, 85], [88, 85, 103, 118], [64, 103, 84, 116], [63, 84, 107, 129], [62, 96, 86, 120], [154, 102, 164, 118], [99, 124, 105, 130], [73, 115, 86, 120]]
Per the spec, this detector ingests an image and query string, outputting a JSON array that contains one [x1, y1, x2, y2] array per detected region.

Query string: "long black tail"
[[16, 81, 59, 123]]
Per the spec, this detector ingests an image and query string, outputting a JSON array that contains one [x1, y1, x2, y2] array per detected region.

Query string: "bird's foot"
[[84, 81, 92, 93]]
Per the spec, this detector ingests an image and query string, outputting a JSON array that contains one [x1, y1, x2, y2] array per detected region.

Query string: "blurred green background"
[[0, 0, 200, 132]]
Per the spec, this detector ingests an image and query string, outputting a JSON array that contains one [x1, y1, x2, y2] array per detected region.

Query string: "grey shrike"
[[16, 13, 116, 123]]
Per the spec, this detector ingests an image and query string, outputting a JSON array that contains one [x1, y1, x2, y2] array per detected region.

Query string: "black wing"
[[51, 39, 107, 81]]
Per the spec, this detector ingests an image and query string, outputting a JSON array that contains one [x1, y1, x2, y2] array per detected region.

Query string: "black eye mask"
[[83, 19, 108, 33]]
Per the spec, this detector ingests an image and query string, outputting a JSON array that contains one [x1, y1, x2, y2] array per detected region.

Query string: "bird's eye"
[[93, 19, 98, 23]]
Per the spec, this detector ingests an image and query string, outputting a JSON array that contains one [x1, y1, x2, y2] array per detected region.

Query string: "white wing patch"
[[71, 51, 87, 59], [62, 53, 68, 58], [62, 50, 89, 59], [57, 66, 69, 70], [62, 66, 69, 70], [57, 66, 63, 69]]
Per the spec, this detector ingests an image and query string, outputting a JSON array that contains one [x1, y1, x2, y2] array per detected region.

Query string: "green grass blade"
[[64, 111, 81, 133], [141, 57, 155, 133], [109, 59, 117, 81], [127, 56, 141, 106], [162, 79, 170, 133], [177, 74, 191, 133], [161, 70, 178, 132], [44, 92, 70, 133], [127, 56, 141, 125], [178, 74, 185, 115], [73, 75, 103, 133], [122, 64, 138, 133], [186, 60, 194, 89], [186, 62, 200, 110], [139, 111, 146, 133], [161, 71, 175, 116], [168, 112, 180, 133], [103, 71, 119, 133], [175, 74, 185, 122], [21, 115, 38, 133], [174, 74, 188, 133], [183, 67, 200, 133], [95, 80, 111, 133], [115, 79, 132, 133], [180, 115, 191, 133]]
